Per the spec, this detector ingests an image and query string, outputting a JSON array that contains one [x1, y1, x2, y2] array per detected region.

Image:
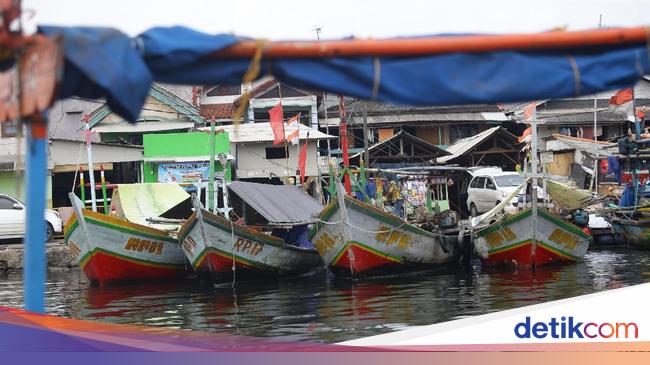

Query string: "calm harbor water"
[[1, 248, 649, 343]]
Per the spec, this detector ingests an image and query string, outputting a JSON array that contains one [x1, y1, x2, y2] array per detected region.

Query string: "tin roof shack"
[[543, 134, 617, 188], [437, 126, 521, 170], [506, 78, 650, 146], [320, 100, 510, 155], [205, 123, 335, 181], [142, 131, 232, 208], [348, 131, 450, 167], [87, 83, 203, 145], [199, 79, 320, 128]]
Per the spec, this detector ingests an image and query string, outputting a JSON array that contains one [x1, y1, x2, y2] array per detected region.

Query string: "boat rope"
[[70, 140, 85, 193]]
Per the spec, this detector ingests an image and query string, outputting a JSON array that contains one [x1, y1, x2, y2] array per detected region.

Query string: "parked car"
[[0, 194, 62, 242], [466, 171, 525, 216]]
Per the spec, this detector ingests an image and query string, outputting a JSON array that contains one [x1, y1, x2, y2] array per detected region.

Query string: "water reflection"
[[0, 249, 649, 343]]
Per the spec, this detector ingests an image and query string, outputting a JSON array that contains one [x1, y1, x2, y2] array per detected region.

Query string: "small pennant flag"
[[298, 140, 308, 184], [268, 102, 284, 145], [285, 113, 301, 145], [608, 88, 634, 122]]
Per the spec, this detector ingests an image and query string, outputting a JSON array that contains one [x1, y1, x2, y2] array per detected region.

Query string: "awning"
[[228, 181, 323, 225], [114, 183, 190, 230]]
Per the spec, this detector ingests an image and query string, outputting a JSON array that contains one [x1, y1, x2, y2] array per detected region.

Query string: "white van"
[[466, 171, 524, 216]]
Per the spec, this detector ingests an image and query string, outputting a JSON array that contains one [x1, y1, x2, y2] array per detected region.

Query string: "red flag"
[[268, 102, 284, 145], [608, 88, 634, 121], [298, 142, 308, 184]]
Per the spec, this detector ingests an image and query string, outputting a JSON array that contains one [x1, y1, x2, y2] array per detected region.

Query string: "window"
[[494, 174, 524, 187], [207, 85, 241, 96], [0, 196, 16, 209], [485, 178, 496, 190], [1, 120, 18, 137], [265, 146, 288, 159], [470, 177, 486, 189]]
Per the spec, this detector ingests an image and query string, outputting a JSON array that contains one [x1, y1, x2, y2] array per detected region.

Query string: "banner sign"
[[158, 162, 210, 191]]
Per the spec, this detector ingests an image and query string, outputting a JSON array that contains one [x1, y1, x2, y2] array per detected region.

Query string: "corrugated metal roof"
[[546, 134, 617, 154], [201, 122, 334, 143], [143, 155, 234, 163], [322, 112, 508, 126], [348, 131, 449, 161], [328, 99, 502, 115], [537, 110, 627, 125], [438, 126, 518, 163], [92, 121, 195, 133]]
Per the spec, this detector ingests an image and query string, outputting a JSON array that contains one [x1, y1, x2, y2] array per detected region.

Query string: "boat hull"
[[64, 207, 188, 285], [309, 196, 460, 278], [178, 209, 323, 282], [475, 208, 590, 267], [611, 219, 650, 249]]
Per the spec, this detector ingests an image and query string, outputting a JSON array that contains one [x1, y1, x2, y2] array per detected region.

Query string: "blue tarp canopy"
[[40, 25, 650, 121]]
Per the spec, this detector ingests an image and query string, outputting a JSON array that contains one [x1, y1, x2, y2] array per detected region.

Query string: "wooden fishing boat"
[[611, 216, 650, 249], [474, 207, 590, 266], [309, 194, 461, 278], [177, 208, 322, 281], [64, 193, 188, 285]]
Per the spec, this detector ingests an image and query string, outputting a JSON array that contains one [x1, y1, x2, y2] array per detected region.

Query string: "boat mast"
[[82, 114, 98, 212], [338, 96, 352, 195], [591, 16, 603, 192], [208, 116, 216, 213], [529, 103, 539, 266]]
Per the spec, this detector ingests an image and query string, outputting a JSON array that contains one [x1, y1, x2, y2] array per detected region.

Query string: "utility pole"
[[362, 101, 370, 168], [313, 26, 322, 41]]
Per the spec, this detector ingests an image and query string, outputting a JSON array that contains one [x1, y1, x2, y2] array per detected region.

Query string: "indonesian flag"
[[285, 113, 301, 145], [298, 140, 308, 184], [636, 106, 645, 121], [608, 88, 634, 122], [523, 101, 537, 122], [519, 127, 532, 143], [268, 102, 285, 145]]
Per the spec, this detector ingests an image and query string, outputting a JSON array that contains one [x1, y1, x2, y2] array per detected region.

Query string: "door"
[[472, 177, 489, 212], [0, 196, 25, 238], [484, 177, 499, 208], [476, 177, 494, 212]]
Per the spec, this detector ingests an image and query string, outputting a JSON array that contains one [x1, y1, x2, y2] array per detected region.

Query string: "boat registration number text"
[[375, 225, 412, 249], [234, 237, 264, 256], [124, 238, 164, 255], [484, 227, 517, 248], [547, 228, 579, 249]]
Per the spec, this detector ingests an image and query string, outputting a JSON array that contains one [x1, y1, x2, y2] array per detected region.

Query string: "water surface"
[[1, 249, 649, 343]]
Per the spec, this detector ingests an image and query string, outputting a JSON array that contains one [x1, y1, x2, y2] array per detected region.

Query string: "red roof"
[[199, 103, 234, 119]]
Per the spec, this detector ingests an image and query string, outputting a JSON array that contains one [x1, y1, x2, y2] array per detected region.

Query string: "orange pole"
[[212, 26, 649, 58]]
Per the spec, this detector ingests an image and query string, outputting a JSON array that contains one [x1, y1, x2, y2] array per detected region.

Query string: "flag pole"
[[100, 164, 108, 215], [338, 96, 352, 195], [208, 116, 216, 213], [590, 95, 598, 192], [296, 113, 301, 185], [83, 114, 98, 212], [278, 85, 291, 180]]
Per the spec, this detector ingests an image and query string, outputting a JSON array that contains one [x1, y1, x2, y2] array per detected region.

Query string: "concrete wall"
[[233, 141, 320, 179], [0, 171, 53, 208]]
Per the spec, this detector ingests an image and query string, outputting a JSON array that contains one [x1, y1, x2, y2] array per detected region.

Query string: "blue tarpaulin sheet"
[[40, 25, 650, 121]]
